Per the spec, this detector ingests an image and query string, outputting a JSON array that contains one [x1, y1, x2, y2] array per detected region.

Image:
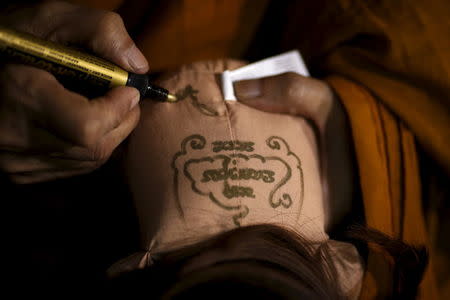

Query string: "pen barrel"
[[0, 26, 129, 97], [126, 72, 148, 98]]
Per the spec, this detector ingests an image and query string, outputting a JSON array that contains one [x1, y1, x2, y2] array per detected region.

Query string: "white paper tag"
[[221, 50, 309, 101]]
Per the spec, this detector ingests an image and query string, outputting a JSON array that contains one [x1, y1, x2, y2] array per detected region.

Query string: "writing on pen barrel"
[[0, 26, 178, 103]]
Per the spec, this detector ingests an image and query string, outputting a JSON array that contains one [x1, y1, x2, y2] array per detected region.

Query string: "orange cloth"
[[280, 0, 450, 177], [327, 76, 438, 299], [269, 1, 449, 298]]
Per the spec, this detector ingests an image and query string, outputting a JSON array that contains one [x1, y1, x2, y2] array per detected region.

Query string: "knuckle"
[[302, 77, 334, 102], [88, 143, 112, 164], [102, 97, 124, 129], [117, 34, 135, 54], [286, 83, 305, 100], [284, 72, 302, 87], [93, 12, 132, 54], [2, 66, 53, 99], [97, 11, 123, 36], [316, 80, 334, 97], [27, 73, 56, 98], [76, 117, 101, 147]]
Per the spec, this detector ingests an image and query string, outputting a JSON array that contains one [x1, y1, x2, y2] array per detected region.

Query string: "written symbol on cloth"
[[172, 135, 304, 226]]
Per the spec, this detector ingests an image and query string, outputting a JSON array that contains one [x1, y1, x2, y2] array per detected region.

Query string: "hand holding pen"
[[0, 1, 151, 183]]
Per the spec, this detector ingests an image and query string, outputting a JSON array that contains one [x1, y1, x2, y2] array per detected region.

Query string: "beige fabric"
[[126, 60, 326, 250], [113, 60, 363, 297]]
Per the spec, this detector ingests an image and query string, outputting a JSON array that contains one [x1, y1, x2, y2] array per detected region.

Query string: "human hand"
[[234, 73, 357, 228], [234, 72, 335, 132], [0, 1, 149, 183], [1, 0, 149, 73]]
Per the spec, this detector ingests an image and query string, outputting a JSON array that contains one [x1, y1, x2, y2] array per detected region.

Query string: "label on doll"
[[221, 50, 309, 101]]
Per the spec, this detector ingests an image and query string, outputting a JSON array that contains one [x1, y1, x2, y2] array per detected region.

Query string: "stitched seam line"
[[223, 101, 242, 223]]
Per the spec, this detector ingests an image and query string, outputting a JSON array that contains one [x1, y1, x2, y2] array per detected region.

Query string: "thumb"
[[50, 9, 149, 74], [234, 72, 334, 122], [86, 12, 149, 74]]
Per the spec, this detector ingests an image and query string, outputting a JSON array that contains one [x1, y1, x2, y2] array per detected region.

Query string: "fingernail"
[[129, 91, 140, 110], [234, 79, 262, 99], [127, 45, 149, 73]]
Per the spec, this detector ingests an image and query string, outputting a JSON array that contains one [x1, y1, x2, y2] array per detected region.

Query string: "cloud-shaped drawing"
[[172, 135, 303, 227]]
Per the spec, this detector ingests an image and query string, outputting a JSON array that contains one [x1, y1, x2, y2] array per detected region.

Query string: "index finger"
[[21, 66, 141, 147]]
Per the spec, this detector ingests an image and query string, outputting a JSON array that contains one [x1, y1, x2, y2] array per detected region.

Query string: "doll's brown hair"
[[106, 224, 427, 299]]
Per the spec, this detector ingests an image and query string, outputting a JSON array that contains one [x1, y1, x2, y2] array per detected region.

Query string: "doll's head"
[[124, 60, 327, 253]]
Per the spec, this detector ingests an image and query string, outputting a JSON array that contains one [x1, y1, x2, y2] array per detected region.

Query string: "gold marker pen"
[[0, 26, 177, 102]]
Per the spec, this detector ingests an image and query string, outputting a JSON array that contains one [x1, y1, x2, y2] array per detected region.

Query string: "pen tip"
[[167, 93, 178, 102]]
